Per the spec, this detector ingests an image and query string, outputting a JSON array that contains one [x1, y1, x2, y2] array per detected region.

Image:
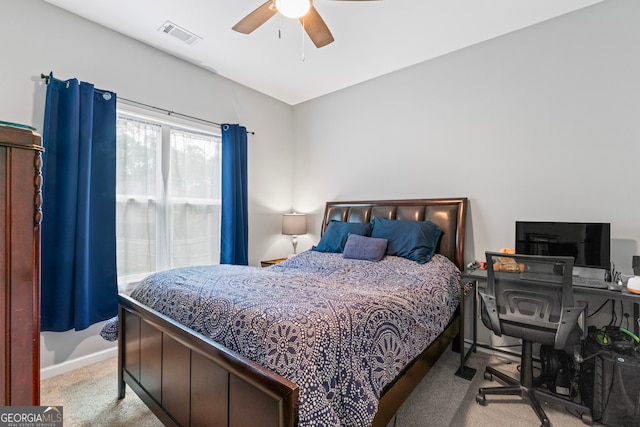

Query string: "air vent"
[[158, 21, 201, 46]]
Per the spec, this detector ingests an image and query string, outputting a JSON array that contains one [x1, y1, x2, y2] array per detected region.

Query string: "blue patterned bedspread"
[[129, 251, 461, 426]]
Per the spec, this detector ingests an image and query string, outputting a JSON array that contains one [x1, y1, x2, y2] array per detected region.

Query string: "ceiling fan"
[[232, 0, 376, 48]]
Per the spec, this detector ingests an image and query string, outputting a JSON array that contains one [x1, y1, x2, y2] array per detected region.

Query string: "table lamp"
[[282, 213, 307, 254]]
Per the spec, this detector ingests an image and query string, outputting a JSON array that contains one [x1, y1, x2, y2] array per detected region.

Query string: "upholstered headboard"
[[321, 198, 467, 270]]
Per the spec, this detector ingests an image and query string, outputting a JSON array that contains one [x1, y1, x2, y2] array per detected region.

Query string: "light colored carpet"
[[445, 351, 590, 427], [41, 357, 162, 427], [41, 346, 590, 427]]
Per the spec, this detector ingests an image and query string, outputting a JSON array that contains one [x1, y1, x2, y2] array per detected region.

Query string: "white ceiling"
[[43, 0, 604, 105]]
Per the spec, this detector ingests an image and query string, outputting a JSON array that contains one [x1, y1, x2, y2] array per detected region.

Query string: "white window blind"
[[116, 107, 221, 293]]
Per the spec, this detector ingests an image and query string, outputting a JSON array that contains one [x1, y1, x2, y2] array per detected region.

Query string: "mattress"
[[129, 250, 461, 426]]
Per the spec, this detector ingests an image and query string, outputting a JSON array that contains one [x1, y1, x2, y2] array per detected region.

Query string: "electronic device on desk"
[[572, 275, 608, 289], [515, 221, 611, 289]]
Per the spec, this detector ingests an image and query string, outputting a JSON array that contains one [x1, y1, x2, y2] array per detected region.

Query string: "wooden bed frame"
[[118, 197, 467, 426]]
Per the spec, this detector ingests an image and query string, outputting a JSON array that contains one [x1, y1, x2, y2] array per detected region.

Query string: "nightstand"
[[260, 258, 287, 268]]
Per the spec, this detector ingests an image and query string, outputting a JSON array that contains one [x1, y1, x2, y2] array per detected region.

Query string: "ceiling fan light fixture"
[[275, 0, 311, 19]]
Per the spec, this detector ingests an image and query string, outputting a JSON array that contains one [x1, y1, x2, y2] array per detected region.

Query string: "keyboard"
[[572, 276, 608, 289]]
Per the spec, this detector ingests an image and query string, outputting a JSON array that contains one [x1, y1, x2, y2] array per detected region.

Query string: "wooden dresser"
[[0, 123, 43, 405]]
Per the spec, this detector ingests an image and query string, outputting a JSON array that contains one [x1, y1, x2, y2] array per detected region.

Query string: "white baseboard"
[[40, 347, 118, 380]]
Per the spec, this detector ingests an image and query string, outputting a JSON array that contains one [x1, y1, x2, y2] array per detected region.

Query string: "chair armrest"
[[478, 289, 502, 337], [554, 301, 587, 349]]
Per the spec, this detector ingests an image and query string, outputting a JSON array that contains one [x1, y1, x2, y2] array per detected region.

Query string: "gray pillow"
[[342, 233, 388, 261]]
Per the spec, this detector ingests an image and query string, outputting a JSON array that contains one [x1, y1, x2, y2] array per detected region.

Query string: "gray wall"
[[293, 0, 640, 276], [2, 0, 296, 368]]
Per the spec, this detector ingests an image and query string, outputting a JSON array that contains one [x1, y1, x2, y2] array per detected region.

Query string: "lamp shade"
[[282, 213, 307, 236]]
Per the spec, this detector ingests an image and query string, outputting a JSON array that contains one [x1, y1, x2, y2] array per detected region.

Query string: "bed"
[[118, 197, 467, 426]]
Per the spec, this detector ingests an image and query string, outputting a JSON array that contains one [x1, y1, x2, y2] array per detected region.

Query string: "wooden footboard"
[[118, 294, 299, 427], [119, 294, 459, 427]]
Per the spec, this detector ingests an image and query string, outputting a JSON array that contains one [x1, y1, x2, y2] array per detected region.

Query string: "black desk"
[[454, 269, 640, 380]]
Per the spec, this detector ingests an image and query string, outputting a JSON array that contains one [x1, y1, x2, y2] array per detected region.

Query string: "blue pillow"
[[312, 221, 373, 253], [343, 234, 388, 262], [371, 218, 443, 264]]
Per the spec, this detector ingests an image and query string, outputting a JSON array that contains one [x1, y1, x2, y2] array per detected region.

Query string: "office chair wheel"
[[581, 413, 593, 425], [475, 393, 487, 406], [484, 371, 493, 381]]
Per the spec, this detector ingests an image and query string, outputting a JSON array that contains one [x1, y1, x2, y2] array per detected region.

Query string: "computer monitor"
[[515, 221, 611, 270]]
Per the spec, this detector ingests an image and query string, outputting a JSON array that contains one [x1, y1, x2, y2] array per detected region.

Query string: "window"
[[116, 106, 222, 292]]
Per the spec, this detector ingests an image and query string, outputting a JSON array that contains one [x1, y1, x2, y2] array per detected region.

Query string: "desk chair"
[[476, 252, 592, 427]]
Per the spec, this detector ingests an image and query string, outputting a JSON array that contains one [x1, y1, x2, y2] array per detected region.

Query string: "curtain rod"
[[40, 73, 254, 135]]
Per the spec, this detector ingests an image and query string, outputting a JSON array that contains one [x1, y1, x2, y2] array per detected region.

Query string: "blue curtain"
[[41, 74, 118, 332], [220, 124, 248, 265]]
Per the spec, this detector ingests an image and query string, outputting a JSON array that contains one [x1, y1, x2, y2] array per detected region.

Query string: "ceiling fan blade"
[[300, 6, 334, 48], [232, 1, 277, 34]]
